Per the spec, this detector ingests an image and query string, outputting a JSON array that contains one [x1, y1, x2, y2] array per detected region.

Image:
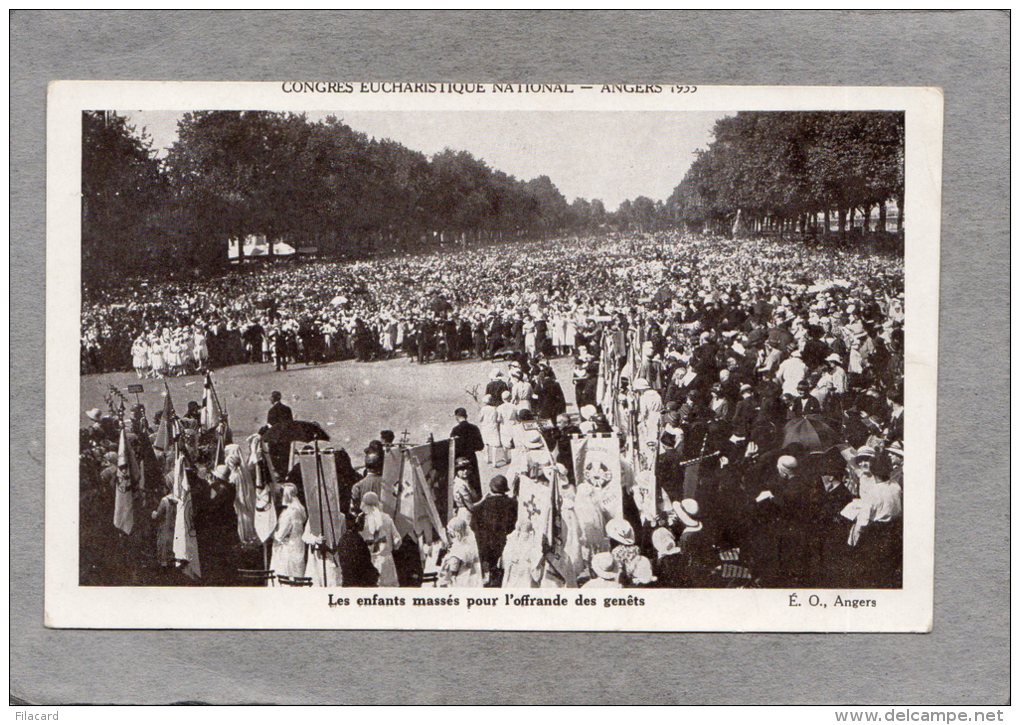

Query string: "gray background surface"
[[11, 10, 1009, 705]]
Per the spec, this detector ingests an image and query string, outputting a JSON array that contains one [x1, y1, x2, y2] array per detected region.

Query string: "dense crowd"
[[80, 231, 906, 589]]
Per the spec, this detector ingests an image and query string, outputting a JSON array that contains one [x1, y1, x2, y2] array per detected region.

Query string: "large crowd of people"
[[80, 231, 906, 589]]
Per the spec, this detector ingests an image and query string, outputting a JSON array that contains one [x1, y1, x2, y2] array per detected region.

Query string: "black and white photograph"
[[46, 83, 941, 631]]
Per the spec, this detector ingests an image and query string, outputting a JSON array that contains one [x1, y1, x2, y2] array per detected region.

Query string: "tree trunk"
[[896, 193, 904, 232], [879, 200, 888, 232], [838, 208, 846, 240], [824, 209, 831, 235]]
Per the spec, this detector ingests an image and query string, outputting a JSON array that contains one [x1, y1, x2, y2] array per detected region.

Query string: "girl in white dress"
[[271, 483, 307, 578], [192, 328, 208, 370], [148, 337, 166, 378], [501, 519, 542, 588], [438, 516, 483, 588], [131, 336, 149, 378], [359, 491, 401, 586], [477, 396, 507, 467]]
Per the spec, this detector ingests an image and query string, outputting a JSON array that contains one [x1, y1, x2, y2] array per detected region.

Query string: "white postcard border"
[[45, 82, 942, 631]]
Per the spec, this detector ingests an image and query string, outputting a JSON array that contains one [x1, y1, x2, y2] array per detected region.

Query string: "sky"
[[120, 109, 727, 209]]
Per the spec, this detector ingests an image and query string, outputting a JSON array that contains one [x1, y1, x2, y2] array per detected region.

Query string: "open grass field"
[[82, 354, 577, 481]]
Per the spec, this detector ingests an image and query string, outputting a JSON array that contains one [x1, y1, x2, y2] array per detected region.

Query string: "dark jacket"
[[450, 421, 484, 460], [267, 401, 294, 427], [473, 493, 518, 562]]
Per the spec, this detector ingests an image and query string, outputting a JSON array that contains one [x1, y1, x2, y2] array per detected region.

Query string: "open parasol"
[[781, 414, 840, 453]]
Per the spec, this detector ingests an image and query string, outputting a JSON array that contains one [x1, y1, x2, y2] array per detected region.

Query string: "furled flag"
[[200, 371, 223, 432], [153, 382, 177, 452], [247, 433, 277, 543], [379, 448, 404, 519], [224, 443, 260, 546], [172, 453, 201, 580], [113, 427, 139, 535]]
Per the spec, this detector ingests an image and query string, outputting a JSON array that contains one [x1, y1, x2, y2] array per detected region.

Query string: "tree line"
[[667, 111, 904, 238], [84, 111, 610, 285], [81, 110, 904, 286]]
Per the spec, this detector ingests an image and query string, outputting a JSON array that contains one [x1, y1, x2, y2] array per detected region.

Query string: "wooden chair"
[[237, 568, 276, 587], [277, 575, 314, 587]]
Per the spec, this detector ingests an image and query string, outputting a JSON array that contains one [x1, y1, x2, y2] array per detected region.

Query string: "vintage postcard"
[[46, 81, 942, 630]]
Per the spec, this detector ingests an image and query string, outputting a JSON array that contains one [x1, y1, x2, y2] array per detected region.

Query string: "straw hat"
[[591, 552, 619, 580], [672, 499, 702, 532], [606, 518, 635, 546], [854, 445, 877, 460], [85, 408, 102, 422]]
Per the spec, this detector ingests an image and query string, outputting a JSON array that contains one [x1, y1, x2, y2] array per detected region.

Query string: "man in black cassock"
[[450, 407, 484, 495]]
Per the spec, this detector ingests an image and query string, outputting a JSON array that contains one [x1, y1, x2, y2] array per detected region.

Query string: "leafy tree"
[[81, 111, 164, 284]]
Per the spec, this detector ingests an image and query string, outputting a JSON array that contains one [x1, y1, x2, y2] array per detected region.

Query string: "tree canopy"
[[80, 110, 904, 286], [667, 111, 904, 237]]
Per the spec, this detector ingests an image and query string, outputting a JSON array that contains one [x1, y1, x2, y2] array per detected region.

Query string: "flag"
[[400, 444, 447, 545], [544, 466, 562, 554], [517, 472, 554, 538], [153, 383, 177, 451], [411, 456, 447, 546], [633, 467, 657, 524], [296, 443, 346, 551], [200, 372, 222, 432], [172, 453, 201, 580], [380, 448, 403, 518], [571, 435, 623, 520], [247, 433, 277, 543], [113, 427, 138, 535]]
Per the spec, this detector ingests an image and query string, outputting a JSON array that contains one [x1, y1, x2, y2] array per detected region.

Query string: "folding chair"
[[237, 568, 276, 587], [277, 575, 313, 587]]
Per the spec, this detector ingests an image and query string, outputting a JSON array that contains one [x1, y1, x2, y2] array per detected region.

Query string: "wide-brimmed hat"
[[825, 353, 842, 364], [633, 378, 650, 391], [652, 527, 679, 556], [211, 464, 231, 482], [854, 445, 877, 460], [886, 443, 904, 459], [606, 518, 635, 546], [522, 429, 545, 450], [672, 499, 702, 531], [591, 552, 619, 580], [85, 408, 102, 422], [580, 404, 598, 420]]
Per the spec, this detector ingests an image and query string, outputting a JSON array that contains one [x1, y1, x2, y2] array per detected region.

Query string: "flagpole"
[[313, 440, 327, 586]]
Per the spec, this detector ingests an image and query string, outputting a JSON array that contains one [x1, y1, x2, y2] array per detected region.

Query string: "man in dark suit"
[[473, 475, 518, 586], [788, 380, 822, 418], [655, 431, 686, 503], [266, 390, 293, 428], [450, 407, 484, 494]]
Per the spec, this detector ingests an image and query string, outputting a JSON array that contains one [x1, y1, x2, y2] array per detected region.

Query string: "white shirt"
[[776, 356, 807, 397], [847, 477, 903, 545]]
